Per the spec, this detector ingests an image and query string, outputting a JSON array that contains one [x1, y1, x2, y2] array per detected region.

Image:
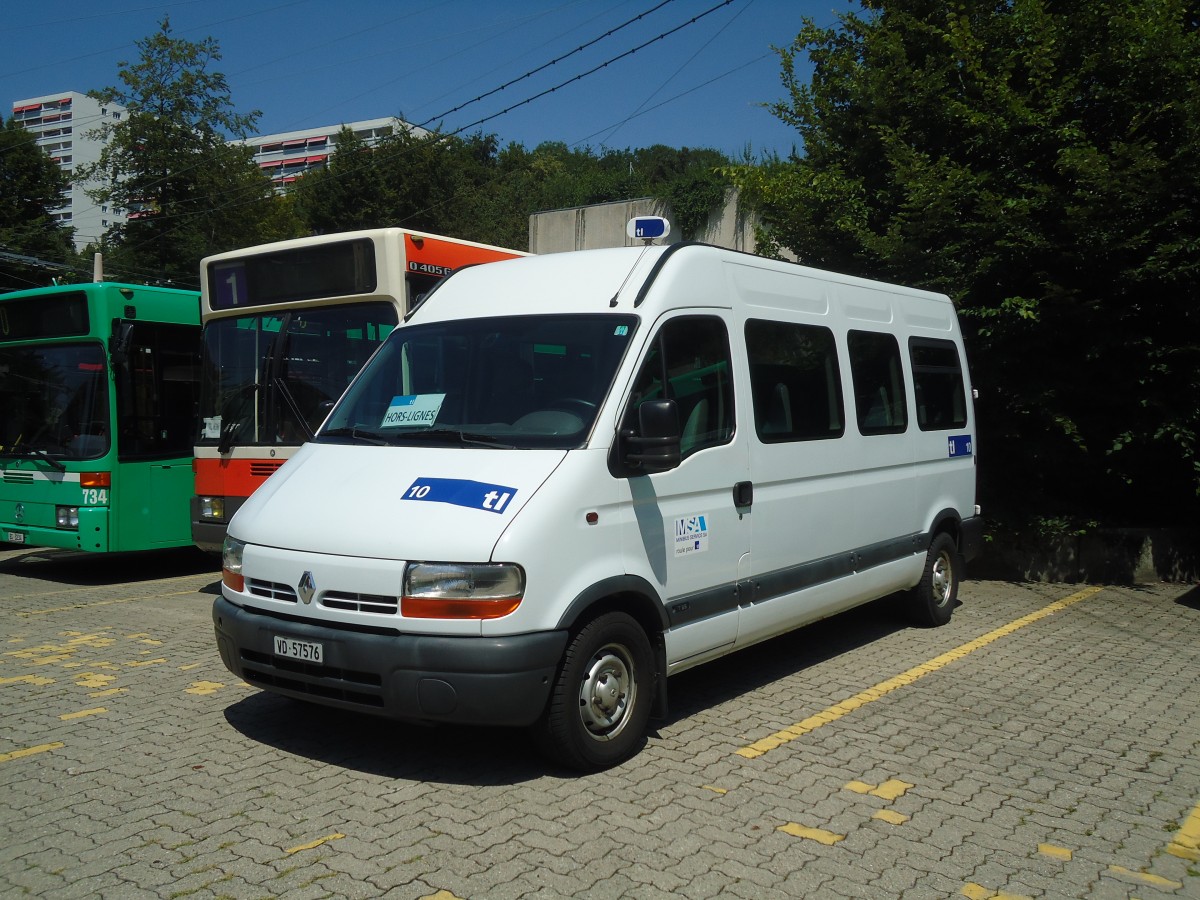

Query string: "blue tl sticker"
[[948, 435, 973, 458], [403, 477, 517, 514]]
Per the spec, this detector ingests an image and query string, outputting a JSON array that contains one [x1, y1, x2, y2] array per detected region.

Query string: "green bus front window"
[[0, 343, 110, 461]]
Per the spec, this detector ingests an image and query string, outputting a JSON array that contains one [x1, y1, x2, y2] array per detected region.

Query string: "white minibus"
[[213, 242, 982, 770]]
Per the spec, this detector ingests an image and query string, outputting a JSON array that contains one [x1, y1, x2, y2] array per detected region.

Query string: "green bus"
[[0, 282, 201, 552]]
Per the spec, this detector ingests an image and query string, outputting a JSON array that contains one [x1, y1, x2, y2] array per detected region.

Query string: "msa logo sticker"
[[381, 393, 445, 428], [674, 514, 710, 556], [404, 477, 517, 514], [948, 434, 973, 458]]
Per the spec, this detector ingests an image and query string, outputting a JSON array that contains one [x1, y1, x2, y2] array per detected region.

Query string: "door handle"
[[733, 481, 753, 508]]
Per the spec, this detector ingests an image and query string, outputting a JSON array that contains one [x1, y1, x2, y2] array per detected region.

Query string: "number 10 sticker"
[[403, 477, 518, 514]]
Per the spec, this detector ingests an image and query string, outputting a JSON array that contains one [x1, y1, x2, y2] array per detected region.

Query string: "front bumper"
[[212, 596, 566, 727]]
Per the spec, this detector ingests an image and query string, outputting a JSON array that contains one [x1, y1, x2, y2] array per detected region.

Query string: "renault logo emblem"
[[14, 503, 24, 523], [297, 571, 316, 604]]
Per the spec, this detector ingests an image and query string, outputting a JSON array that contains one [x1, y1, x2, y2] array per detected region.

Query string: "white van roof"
[[411, 243, 953, 325]]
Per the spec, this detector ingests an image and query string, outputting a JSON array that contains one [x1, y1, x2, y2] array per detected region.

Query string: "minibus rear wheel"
[[534, 611, 653, 771], [907, 532, 960, 627]]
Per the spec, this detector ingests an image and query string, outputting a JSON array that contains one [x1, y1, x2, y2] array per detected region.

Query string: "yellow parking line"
[[59, 707, 108, 720], [737, 587, 1104, 759], [285, 833, 345, 854], [1107, 865, 1182, 889], [1168, 798, 1200, 861], [0, 742, 64, 763]]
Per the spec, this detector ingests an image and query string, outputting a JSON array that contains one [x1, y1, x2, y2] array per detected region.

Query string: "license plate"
[[273, 635, 323, 663], [6, 531, 25, 544]]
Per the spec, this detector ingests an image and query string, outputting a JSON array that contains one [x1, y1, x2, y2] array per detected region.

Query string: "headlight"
[[222, 536, 246, 591], [55, 506, 79, 530], [199, 497, 225, 519], [402, 562, 525, 619]]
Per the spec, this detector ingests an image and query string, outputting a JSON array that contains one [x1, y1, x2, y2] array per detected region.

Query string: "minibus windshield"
[[0, 343, 110, 460], [320, 314, 638, 450]]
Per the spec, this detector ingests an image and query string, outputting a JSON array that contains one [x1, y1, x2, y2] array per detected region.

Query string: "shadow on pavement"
[[0, 544, 217, 585], [221, 593, 917, 784], [1175, 585, 1200, 611], [663, 593, 912, 726], [223, 692, 547, 785]]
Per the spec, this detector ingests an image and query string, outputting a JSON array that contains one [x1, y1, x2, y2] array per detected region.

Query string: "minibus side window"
[[625, 316, 734, 460], [847, 330, 908, 435], [909, 337, 968, 430], [746, 319, 844, 442]]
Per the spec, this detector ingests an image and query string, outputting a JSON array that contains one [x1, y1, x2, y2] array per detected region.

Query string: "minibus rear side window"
[[746, 319, 844, 442], [848, 330, 908, 435], [910, 338, 968, 430]]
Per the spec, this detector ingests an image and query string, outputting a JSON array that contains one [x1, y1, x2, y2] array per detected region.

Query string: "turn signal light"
[[400, 596, 522, 619], [81, 472, 111, 487]]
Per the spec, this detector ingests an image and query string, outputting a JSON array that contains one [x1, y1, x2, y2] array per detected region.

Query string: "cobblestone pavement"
[[1, 543, 1198, 899]]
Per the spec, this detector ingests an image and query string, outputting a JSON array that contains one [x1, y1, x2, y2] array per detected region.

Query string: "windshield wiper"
[[272, 376, 316, 442], [381, 427, 516, 449], [217, 382, 260, 454], [320, 427, 390, 446], [0, 448, 66, 472]]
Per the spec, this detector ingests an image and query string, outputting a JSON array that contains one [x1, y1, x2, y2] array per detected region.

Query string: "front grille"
[[250, 461, 284, 478], [247, 578, 298, 602], [321, 590, 399, 615], [3, 472, 34, 484], [240, 648, 384, 708]]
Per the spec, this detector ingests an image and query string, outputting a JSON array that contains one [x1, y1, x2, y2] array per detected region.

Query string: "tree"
[[0, 118, 79, 291], [78, 17, 292, 286], [732, 0, 1200, 530], [292, 128, 736, 252]]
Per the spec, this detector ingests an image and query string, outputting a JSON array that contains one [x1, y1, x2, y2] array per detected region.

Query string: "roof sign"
[[627, 216, 671, 242]]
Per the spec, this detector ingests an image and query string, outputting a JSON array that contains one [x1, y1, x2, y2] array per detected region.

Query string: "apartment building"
[[10, 92, 128, 251], [11, 92, 426, 249], [236, 117, 427, 191]]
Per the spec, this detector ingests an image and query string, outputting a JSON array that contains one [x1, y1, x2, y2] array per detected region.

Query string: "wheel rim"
[[577, 642, 636, 741], [931, 550, 954, 608]]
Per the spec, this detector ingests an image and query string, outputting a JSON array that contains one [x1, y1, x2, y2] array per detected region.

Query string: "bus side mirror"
[[623, 399, 681, 473], [109, 320, 135, 369]]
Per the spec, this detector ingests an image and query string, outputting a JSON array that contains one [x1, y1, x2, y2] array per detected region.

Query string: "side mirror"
[[623, 399, 681, 473], [108, 320, 135, 370]]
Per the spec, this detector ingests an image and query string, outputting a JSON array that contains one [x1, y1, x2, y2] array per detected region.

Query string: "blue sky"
[[3, 0, 853, 158]]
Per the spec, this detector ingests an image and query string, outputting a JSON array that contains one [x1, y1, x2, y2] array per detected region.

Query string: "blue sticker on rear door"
[[403, 477, 517, 514], [948, 434, 973, 457]]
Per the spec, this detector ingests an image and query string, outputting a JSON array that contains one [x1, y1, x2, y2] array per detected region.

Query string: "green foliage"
[[290, 134, 735, 250], [0, 118, 79, 291], [731, 0, 1200, 528], [77, 17, 297, 286]]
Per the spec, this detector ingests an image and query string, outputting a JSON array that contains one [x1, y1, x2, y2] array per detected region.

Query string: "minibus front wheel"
[[535, 611, 654, 771], [906, 532, 961, 627]]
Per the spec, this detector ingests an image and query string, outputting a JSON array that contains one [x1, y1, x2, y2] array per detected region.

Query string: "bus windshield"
[[198, 301, 398, 447], [321, 314, 638, 451], [0, 343, 110, 460]]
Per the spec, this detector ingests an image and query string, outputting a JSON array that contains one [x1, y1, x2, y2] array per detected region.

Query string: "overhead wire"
[[593, 0, 753, 149], [11, 0, 762, 282], [101, 1, 742, 249]]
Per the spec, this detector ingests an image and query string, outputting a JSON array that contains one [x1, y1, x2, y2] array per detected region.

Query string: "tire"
[[906, 532, 960, 627], [534, 611, 653, 771]]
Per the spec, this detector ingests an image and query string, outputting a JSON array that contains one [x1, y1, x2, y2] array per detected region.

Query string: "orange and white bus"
[[192, 228, 527, 551]]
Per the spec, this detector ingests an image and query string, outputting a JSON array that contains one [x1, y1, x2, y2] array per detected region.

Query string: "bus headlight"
[[199, 497, 225, 519], [55, 506, 79, 530], [222, 536, 246, 592], [402, 563, 524, 619]]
